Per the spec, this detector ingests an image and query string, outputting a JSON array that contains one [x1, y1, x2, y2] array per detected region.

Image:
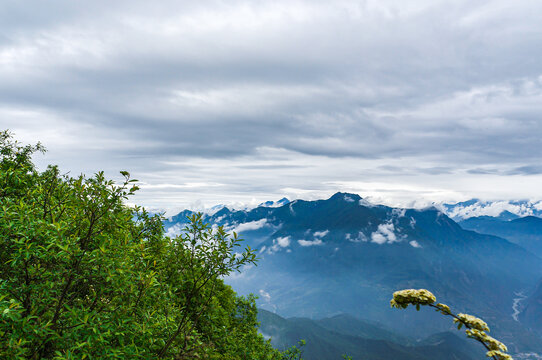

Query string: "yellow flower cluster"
[[465, 329, 507, 352], [390, 289, 514, 360], [486, 350, 513, 360], [390, 289, 436, 309], [435, 303, 451, 315], [465, 328, 511, 359], [455, 313, 490, 332]]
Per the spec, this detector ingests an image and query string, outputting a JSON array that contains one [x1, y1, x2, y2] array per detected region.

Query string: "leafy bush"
[[0, 130, 285, 359]]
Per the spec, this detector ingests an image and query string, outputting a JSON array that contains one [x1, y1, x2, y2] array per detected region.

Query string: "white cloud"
[[371, 233, 387, 245], [233, 219, 268, 233], [313, 230, 329, 238], [259, 289, 271, 302], [165, 224, 182, 237], [276, 236, 291, 247], [289, 201, 296, 216], [298, 229, 329, 246], [392, 208, 406, 218], [409, 240, 421, 248], [444, 200, 536, 219], [371, 222, 398, 245], [344, 195, 355, 202], [268, 236, 291, 253], [298, 238, 323, 246], [346, 232, 368, 242], [359, 198, 376, 207]]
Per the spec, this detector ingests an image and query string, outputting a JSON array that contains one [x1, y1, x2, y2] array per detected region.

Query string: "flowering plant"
[[391, 289, 512, 360]]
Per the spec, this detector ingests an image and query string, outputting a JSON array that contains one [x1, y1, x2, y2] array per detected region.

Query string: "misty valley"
[[164, 193, 542, 360]]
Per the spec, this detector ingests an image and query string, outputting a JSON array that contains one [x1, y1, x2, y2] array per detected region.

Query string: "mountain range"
[[164, 193, 542, 358], [440, 199, 542, 221]]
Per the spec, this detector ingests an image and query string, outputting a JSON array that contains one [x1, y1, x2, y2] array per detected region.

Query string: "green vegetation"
[[0, 130, 300, 359], [391, 289, 513, 360]]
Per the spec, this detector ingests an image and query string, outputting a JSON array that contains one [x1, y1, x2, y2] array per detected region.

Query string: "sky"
[[2, 0, 542, 214]]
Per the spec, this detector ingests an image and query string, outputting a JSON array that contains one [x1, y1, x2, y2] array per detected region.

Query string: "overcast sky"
[[2, 0, 542, 214]]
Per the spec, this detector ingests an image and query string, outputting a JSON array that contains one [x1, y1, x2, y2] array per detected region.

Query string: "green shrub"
[[0, 130, 283, 359]]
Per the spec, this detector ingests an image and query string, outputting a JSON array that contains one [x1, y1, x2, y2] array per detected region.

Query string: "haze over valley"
[[165, 193, 542, 359]]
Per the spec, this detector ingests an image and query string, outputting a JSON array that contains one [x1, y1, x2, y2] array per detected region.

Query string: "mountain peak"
[[213, 207, 231, 216], [328, 192, 362, 203], [259, 197, 290, 208]]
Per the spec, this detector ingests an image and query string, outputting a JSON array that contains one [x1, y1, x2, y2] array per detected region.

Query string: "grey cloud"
[[236, 164, 310, 170], [3, 0, 542, 210], [417, 167, 453, 175], [467, 168, 502, 175], [507, 166, 542, 176]]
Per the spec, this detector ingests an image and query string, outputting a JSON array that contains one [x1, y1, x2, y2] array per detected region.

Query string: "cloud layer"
[[3, 0, 542, 212]]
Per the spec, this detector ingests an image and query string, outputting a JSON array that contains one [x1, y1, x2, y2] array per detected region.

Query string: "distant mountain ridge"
[[164, 192, 542, 356], [459, 215, 542, 258], [441, 199, 542, 221], [168, 196, 542, 223], [257, 309, 483, 360]]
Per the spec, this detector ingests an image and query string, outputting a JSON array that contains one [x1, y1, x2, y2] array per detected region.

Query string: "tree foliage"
[[0, 130, 292, 359]]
